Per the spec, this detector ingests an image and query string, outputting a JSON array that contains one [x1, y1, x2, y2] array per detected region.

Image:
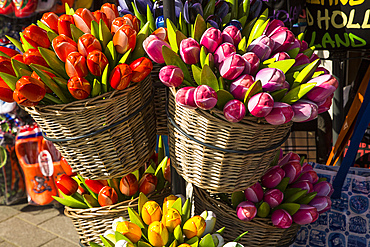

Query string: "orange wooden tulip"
[[115, 221, 142, 243], [151, 27, 169, 42], [93, 10, 109, 29], [67, 76, 91, 100], [0, 47, 19, 57], [22, 25, 51, 49], [119, 173, 138, 196], [113, 25, 136, 54], [16, 76, 46, 102], [52, 34, 78, 62], [98, 186, 118, 206], [73, 8, 96, 34], [78, 34, 102, 57], [56, 174, 78, 196], [86, 50, 108, 77], [0, 56, 15, 76], [138, 174, 158, 195], [100, 3, 119, 28], [23, 49, 49, 67], [41, 12, 59, 34], [123, 14, 140, 33], [60, 157, 76, 176], [13, 89, 38, 106], [109, 63, 133, 90], [12, 54, 24, 63], [58, 14, 75, 38], [31, 71, 53, 94], [111, 17, 133, 36], [65, 52, 88, 78], [129, 57, 153, 83]]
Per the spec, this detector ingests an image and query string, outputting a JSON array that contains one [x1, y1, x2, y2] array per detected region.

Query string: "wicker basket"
[[167, 91, 292, 193], [23, 76, 156, 180], [151, 64, 168, 136], [65, 187, 171, 245], [193, 186, 300, 247]]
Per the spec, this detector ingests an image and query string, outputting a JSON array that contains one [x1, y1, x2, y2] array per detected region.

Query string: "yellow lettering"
[[347, 9, 361, 28], [362, 9, 370, 28], [349, 0, 365, 6], [317, 9, 330, 30], [335, 33, 350, 47], [340, 0, 348, 5], [306, 8, 314, 26], [331, 10, 347, 28], [311, 0, 321, 4], [321, 0, 334, 5]]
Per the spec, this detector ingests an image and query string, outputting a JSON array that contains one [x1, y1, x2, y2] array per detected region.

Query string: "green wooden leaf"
[[193, 14, 207, 42], [91, 79, 101, 98], [169, 240, 178, 247], [101, 65, 109, 94], [131, 2, 146, 28], [91, 20, 99, 40], [162, 46, 193, 84], [199, 234, 215, 247], [70, 24, 84, 43], [226, 0, 238, 20], [115, 232, 134, 244], [243, 80, 262, 104], [171, 198, 183, 215], [99, 236, 114, 247], [297, 32, 305, 41], [186, 237, 199, 247], [144, 165, 156, 174], [83, 194, 99, 208], [267, 59, 296, 74], [201, 65, 219, 91], [312, 70, 325, 78], [262, 57, 276, 66], [222, 13, 231, 25], [200, 46, 207, 68], [293, 59, 320, 87], [131, 22, 150, 61], [158, 135, 165, 166], [238, 36, 247, 54], [11, 59, 31, 78], [6, 35, 24, 53], [239, 0, 250, 19], [302, 46, 316, 59], [31, 63, 64, 79], [52, 195, 88, 208], [47, 31, 58, 44], [233, 231, 249, 242], [216, 227, 225, 235], [174, 225, 184, 244], [137, 241, 152, 247], [241, 17, 257, 40], [19, 68, 32, 77], [37, 20, 56, 35], [270, 89, 288, 102], [281, 82, 316, 104], [19, 32, 35, 52], [0, 50, 10, 59], [167, 18, 179, 53], [65, 2, 71, 15], [275, 177, 290, 192], [238, 16, 248, 29], [38, 47, 69, 79], [204, 53, 214, 71], [287, 47, 300, 59], [216, 90, 234, 110], [182, 199, 191, 223], [176, 30, 187, 50], [179, 12, 188, 37], [147, 5, 156, 32], [89, 242, 103, 247], [99, 19, 113, 51], [128, 207, 146, 229], [273, 203, 301, 215], [231, 191, 246, 209], [0, 73, 17, 90], [138, 192, 149, 217], [247, 9, 269, 46], [204, 0, 215, 19], [287, 64, 308, 74], [105, 41, 118, 68], [155, 156, 168, 192]]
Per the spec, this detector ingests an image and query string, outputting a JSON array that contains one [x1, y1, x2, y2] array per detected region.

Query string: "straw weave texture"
[[193, 186, 300, 246], [24, 76, 156, 180], [168, 91, 292, 193], [151, 64, 168, 135]]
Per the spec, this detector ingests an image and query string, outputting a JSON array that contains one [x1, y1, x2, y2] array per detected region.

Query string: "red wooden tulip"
[[0, 84, 14, 103], [12, 54, 24, 63], [31, 71, 53, 94], [139, 174, 158, 195], [164, 158, 171, 182], [93, 10, 109, 29], [22, 25, 51, 49], [16, 76, 46, 102], [0, 56, 15, 76], [120, 173, 139, 196], [111, 17, 134, 35], [58, 14, 75, 38], [13, 89, 38, 106], [23, 49, 49, 67], [73, 8, 96, 34], [123, 14, 140, 33], [84, 179, 105, 194], [0, 47, 19, 57], [67, 76, 91, 100], [60, 157, 76, 176], [78, 34, 102, 57], [56, 174, 78, 196], [77, 186, 88, 195], [109, 63, 133, 90], [86, 50, 108, 77], [41, 12, 59, 34], [113, 25, 136, 54], [101, 3, 119, 28], [98, 186, 118, 206], [52, 34, 78, 62], [65, 52, 88, 78], [129, 57, 153, 83]]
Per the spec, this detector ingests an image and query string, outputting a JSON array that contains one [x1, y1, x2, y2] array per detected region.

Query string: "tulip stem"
[[44, 94, 63, 104]]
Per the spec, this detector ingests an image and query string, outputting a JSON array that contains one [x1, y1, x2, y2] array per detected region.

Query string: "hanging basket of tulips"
[[89, 192, 249, 247], [0, 3, 161, 180], [136, 1, 337, 193]]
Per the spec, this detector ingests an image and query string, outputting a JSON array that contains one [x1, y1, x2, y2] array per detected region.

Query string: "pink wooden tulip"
[[261, 165, 285, 188], [221, 25, 242, 46], [52, 35, 78, 62], [270, 28, 295, 53], [272, 52, 290, 61], [281, 161, 302, 184], [264, 189, 284, 208], [291, 100, 318, 123], [179, 38, 201, 65], [242, 52, 260, 76], [78, 34, 102, 57], [244, 182, 264, 203], [159, 65, 184, 87], [293, 53, 310, 67], [310, 53, 320, 64], [230, 74, 254, 100], [255, 68, 285, 92], [271, 209, 292, 229], [290, 180, 313, 193], [306, 74, 338, 103], [73, 8, 96, 34], [299, 40, 309, 52], [175, 87, 197, 109], [297, 171, 319, 184], [316, 66, 330, 74], [278, 152, 301, 166], [194, 85, 218, 110], [264, 19, 285, 37], [301, 162, 314, 173], [214, 43, 236, 66], [236, 201, 257, 222], [309, 196, 332, 214], [317, 93, 333, 114], [246, 35, 274, 61], [223, 99, 246, 123], [200, 27, 222, 53], [313, 181, 334, 197], [292, 205, 319, 225], [143, 35, 171, 64], [219, 54, 246, 80], [248, 92, 274, 118], [265, 102, 294, 125]]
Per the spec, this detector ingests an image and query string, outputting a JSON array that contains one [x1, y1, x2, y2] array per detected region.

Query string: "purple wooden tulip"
[[282, 81, 290, 90], [293, 53, 310, 67], [206, 15, 221, 29], [255, 68, 285, 92], [222, 25, 242, 46], [264, 19, 285, 37], [292, 205, 319, 225], [270, 28, 295, 53], [224, 20, 243, 31], [250, 0, 263, 19], [306, 74, 338, 103], [309, 196, 332, 214], [247, 35, 275, 61], [297, 171, 319, 184], [244, 182, 264, 203], [287, 38, 301, 53], [301, 162, 314, 173], [214, 43, 236, 66], [242, 52, 260, 76], [290, 180, 313, 193], [200, 27, 222, 53], [175, 86, 197, 109], [180, 38, 201, 65], [265, 102, 294, 125], [264, 189, 284, 208], [219, 54, 246, 80], [261, 165, 285, 188], [236, 201, 257, 222], [159, 65, 184, 87], [230, 74, 254, 100], [291, 100, 318, 123], [134, 0, 153, 15], [223, 99, 246, 123], [313, 181, 334, 197], [184, 0, 203, 24], [272, 52, 290, 61], [299, 40, 309, 52], [317, 93, 333, 114], [143, 35, 171, 64], [214, 0, 229, 20], [271, 209, 293, 229], [281, 161, 302, 184], [194, 85, 218, 110], [309, 53, 320, 64], [248, 92, 274, 118], [278, 152, 301, 167], [316, 66, 330, 74]]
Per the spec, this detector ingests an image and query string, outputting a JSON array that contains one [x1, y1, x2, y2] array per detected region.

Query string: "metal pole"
[[163, 0, 186, 196]]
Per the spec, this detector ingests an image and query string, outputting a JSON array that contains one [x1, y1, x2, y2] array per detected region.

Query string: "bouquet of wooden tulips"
[[227, 151, 332, 229], [53, 149, 171, 209], [0, 3, 154, 106], [139, 2, 337, 124], [90, 193, 248, 247]]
